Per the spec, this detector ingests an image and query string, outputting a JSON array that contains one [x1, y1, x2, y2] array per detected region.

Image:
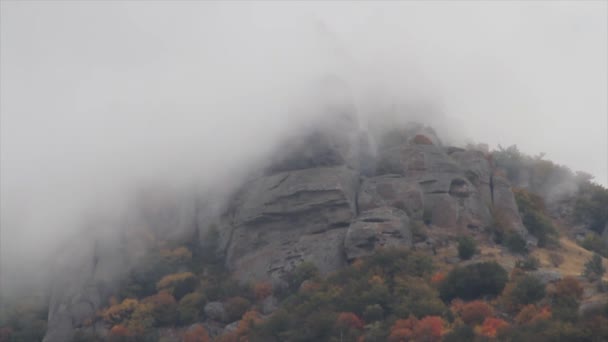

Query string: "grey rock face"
[[345, 207, 412, 260], [226, 166, 359, 283], [529, 269, 562, 284], [358, 176, 424, 220], [492, 173, 535, 243], [204, 301, 227, 322]]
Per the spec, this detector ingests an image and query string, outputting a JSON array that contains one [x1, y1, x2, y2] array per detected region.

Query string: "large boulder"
[[225, 166, 359, 283], [344, 207, 412, 260], [492, 172, 535, 243]]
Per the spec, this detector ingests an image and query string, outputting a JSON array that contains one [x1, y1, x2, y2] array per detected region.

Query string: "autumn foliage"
[[236, 310, 262, 338], [183, 324, 210, 342], [478, 317, 509, 338], [336, 312, 365, 330], [515, 305, 551, 325], [460, 300, 494, 325], [430, 272, 445, 284], [388, 316, 444, 342], [109, 324, 130, 337]]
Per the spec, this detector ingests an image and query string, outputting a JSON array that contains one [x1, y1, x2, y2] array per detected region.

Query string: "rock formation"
[[43, 115, 533, 341]]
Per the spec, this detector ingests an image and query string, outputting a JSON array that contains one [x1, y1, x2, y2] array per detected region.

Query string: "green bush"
[[458, 236, 477, 260], [584, 253, 605, 280], [177, 292, 205, 325], [574, 183, 608, 234], [515, 189, 558, 247], [511, 275, 546, 305], [505, 232, 528, 254], [439, 262, 508, 301], [580, 234, 608, 258]]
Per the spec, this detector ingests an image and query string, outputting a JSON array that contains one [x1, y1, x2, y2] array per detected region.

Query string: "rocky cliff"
[[42, 116, 532, 341]]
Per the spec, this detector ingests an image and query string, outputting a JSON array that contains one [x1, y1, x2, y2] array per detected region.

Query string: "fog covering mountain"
[[0, 2, 606, 339]]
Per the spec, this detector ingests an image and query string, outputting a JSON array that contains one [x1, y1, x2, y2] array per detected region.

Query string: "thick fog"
[[1, 2, 606, 296]]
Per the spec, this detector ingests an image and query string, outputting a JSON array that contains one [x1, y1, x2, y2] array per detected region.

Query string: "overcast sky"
[[1, 1, 607, 292]]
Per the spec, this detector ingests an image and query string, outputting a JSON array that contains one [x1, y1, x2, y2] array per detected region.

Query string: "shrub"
[[389, 316, 444, 342], [510, 275, 546, 306], [363, 304, 384, 322], [580, 234, 608, 258], [439, 262, 508, 301], [178, 292, 205, 324], [225, 297, 251, 322], [516, 255, 540, 270], [156, 272, 198, 300], [142, 291, 177, 326], [392, 276, 446, 318], [183, 324, 210, 342], [584, 253, 605, 280], [505, 233, 528, 254], [514, 189, 558, 247], [460, 300, 494, 326], [458, 236, 477, 260], [553, 277, 583, 301], [574, 183, 608, 234], [443, 325, 475, 342], [479, 317, 509, 338]]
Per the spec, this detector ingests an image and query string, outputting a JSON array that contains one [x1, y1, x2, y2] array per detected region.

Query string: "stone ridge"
[[219, 120, 534, 286]]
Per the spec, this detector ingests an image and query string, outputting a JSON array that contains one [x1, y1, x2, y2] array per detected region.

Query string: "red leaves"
[[388, 316, 444, 342], [109, 324, 130, 337], [460, 300, 494, 326], [183, 324, 210, 342], [478, 317, 509, 338], [336, 312, 365, 330], [430, 272, 445, 285]]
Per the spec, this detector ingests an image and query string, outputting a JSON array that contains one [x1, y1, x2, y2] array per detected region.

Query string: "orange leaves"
[[109, 324, 130, 337], [336, 312, 365, 330], [515, 305, 551, 325], [142, 290, 176, 306], [183, 324, 210, 342], [253, 282, 273, 301], [100, 298, 139, 324], [460, 300, 494, 326], [415, 316, 444, 341], [156, 272, 196, 291], [430, 272, 445, 284], [388, 316, 417, 342], [236, 310, 262, 337], [478, 317, 509, 338], [388, 316, 444, 342]]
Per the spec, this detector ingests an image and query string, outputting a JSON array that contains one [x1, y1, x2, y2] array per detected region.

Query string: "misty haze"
[[0, 2, 607, 342]]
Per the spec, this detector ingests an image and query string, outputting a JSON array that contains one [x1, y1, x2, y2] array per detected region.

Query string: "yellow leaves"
[[100, 298, 139, 324], [156, 272, 196, 290]]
